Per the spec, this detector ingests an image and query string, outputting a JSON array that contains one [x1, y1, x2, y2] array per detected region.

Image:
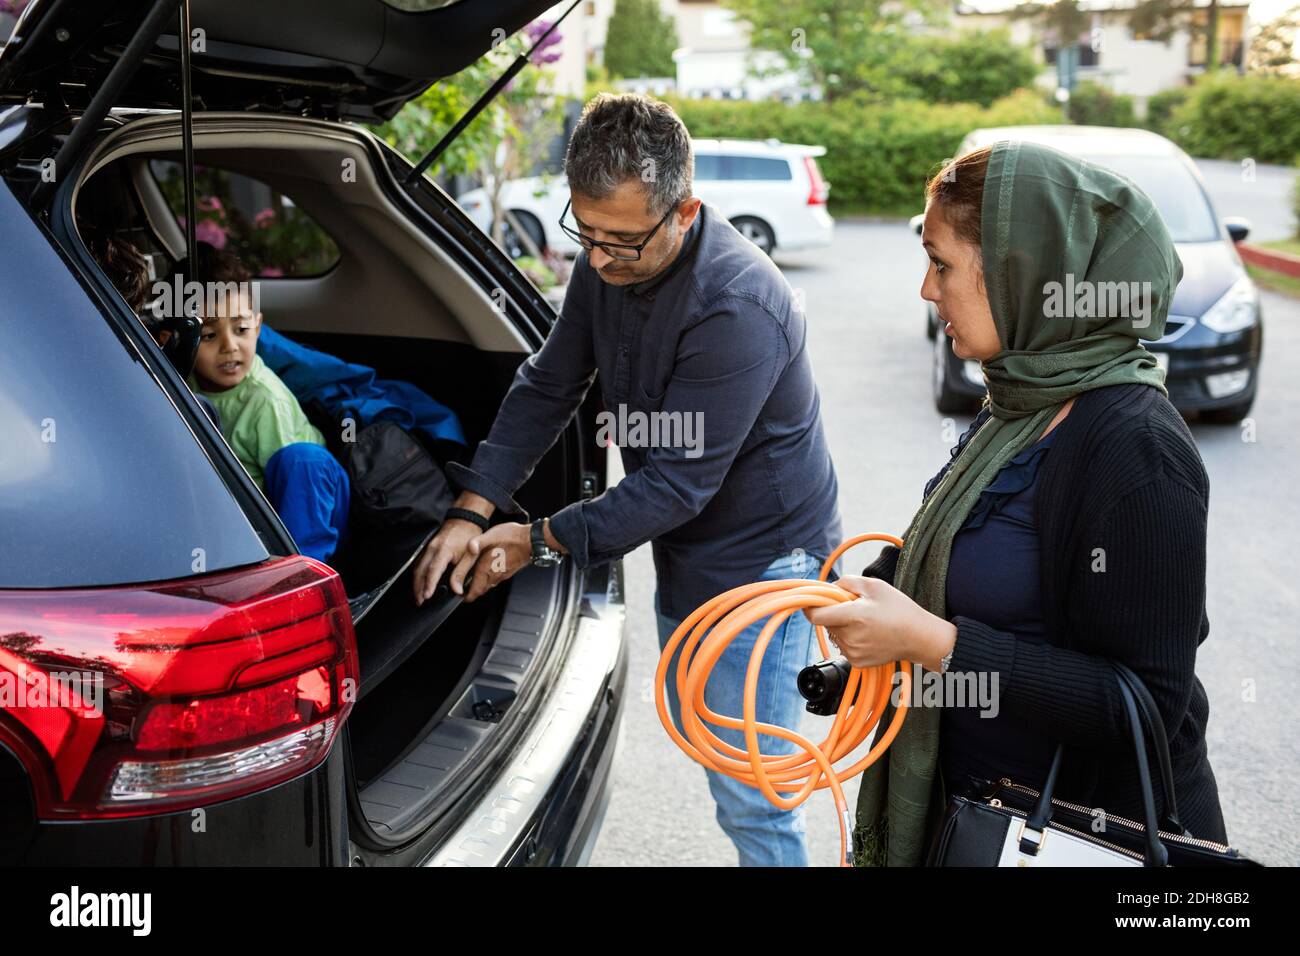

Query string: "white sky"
[[1250, 0, 1298, 22], [961, 0, 1297, 22]]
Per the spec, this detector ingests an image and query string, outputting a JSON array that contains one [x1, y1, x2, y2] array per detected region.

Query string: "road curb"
[[1238, 242, 1300, 279]]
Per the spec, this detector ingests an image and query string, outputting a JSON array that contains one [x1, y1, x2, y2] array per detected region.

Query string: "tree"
[[897, 29, 1041, 107], [371, 20, 566, 266], [1248, 3, 1300, 77], [1010, 0, 1093, 53], [604, 0, 679, 79], [1126, 1, 1224, 72], [721, 0, 947, 102]]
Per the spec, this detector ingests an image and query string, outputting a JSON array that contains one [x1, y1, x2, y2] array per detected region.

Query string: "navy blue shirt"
[[931, 415, 1061, 793], [448, 202, 842, 618]]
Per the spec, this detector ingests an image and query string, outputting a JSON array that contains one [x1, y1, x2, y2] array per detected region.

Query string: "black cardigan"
[[865, 382, 1228, 843]]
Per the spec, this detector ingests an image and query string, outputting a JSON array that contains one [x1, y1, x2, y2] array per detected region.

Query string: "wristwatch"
[[529, 518, 563, 568]]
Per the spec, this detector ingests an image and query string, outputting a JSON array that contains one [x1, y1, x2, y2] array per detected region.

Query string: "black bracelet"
[[445, 507, 490, 532]]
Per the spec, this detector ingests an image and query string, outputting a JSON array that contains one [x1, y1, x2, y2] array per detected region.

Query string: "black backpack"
[[338, 420, 454, 593]]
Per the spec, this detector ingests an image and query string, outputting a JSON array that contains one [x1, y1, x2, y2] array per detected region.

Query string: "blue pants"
[[655, 551, 822, 867], [265, 442, 350, 562]]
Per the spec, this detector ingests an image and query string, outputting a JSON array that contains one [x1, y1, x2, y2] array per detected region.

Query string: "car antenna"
[[403, 0, 580, 187], [160, 0, 202, 377]]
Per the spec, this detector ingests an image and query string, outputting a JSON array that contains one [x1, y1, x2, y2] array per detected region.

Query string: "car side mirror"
[[910, 213, 924, 237], [1223, 217, 1250, 243]]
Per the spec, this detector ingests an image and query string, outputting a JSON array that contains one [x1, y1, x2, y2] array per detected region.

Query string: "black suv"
[[0, 0, 626, 866]]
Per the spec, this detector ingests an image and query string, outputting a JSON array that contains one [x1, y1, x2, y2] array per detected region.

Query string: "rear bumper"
[[421, 573, 628, 866], [775, 206, 835, 252], [10, 570, 627, 867]]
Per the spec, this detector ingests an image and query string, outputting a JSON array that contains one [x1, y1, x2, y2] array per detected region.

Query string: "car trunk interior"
[[68, 114, 584, 842]]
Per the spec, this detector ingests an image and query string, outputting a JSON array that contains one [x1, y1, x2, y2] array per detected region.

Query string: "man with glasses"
[[413, 93, 842, 867]]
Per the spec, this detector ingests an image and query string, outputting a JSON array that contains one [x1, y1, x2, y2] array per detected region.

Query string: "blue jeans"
[[655, 551, 822, 867], [265, 442, 350, 563]]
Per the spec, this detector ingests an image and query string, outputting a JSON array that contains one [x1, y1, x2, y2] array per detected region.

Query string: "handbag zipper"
[[984, 797, 1147, 863], [985, 777, 1233, 852]]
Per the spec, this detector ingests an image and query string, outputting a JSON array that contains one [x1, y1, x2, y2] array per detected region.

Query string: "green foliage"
[[1292, 171, 1300, 240], [721, 0, 946, 101], [1144, 86, 1191, 139], [668, 88, 1059, 214], [1065, 81, 1137, 128], [895, 30, 1042, 108], [1161, 72, 1300, 165], [369, 58, 499, 179], [153, 163, 338, 277], [604, 0, 679, 79]]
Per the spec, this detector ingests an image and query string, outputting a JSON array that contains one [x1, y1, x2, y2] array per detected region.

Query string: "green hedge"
[[1144, 86, 1191, 140], [1293, 171, 1300, 240], [667, 88, 1058, 214], [1066, 81, 1137, 128], [1161, 73, 1300, 166]]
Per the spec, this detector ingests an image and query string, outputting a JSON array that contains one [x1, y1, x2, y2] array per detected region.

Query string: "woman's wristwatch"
[[529, 518, 563, 568]]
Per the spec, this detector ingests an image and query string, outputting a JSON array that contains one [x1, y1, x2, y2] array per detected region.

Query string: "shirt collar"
[[627, 204, 704, 299]]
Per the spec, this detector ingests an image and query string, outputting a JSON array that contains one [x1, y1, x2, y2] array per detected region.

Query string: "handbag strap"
[[1023, 662, 1181, 865], [1111, 661, 1186, 835]]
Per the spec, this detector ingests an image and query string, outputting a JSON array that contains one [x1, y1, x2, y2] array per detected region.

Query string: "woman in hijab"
[[805, 139, 1228, 865]]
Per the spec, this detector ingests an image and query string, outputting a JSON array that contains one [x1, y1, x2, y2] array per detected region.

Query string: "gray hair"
[[564, 93, 693, 219]]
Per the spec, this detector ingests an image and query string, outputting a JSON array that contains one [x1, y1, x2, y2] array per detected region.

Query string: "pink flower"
[[198, 195, 224, 214], [525, 19, 563, 66], [253, 207, 276, 229], [259, 266, 284, 278], [194, 219, 228, 250]]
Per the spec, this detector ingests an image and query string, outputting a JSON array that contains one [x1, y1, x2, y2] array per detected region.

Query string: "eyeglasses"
[[557, 197, 677, 261]]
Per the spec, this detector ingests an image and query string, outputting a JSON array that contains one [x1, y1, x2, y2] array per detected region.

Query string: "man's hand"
[[461, 522, 533, 603], [412, 519, 480, 605], [412, 493, 496, 605]]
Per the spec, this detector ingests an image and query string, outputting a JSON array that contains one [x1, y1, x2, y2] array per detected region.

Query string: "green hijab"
[[853, 139, 1182, 866]]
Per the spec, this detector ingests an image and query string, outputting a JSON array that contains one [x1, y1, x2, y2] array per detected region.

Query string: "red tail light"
[[0, 556, 357, 819], [804, 155, 829, 205]]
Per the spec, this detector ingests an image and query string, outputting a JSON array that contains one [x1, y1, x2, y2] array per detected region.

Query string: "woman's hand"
[[802, 576, 957, 671]]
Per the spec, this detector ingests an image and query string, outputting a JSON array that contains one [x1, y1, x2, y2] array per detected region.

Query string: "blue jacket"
[[256, 325, 466, 448], [447, 202, 842, 619]]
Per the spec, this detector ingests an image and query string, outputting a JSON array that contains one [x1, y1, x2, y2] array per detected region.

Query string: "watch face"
[[531, 551, 561, 568]]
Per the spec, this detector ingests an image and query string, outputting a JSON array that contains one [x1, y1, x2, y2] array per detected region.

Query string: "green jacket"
[[191, 353, 324, 490]]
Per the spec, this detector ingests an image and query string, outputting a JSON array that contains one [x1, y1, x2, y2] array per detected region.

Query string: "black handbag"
[[926, 660, 1261, 867]]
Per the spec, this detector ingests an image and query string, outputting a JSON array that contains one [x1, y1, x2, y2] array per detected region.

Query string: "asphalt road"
[[588, 213, 1300, 868]]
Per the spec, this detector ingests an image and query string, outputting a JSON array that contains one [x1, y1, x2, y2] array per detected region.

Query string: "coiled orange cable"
[[655, 533, 911, 867]]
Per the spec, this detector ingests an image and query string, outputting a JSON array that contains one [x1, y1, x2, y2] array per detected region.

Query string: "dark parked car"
[[0, 0, 626, 866], [922, 126, 1264, 424]]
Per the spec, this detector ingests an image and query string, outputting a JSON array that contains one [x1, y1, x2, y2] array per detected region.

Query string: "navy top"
[[447, 202, 842, 619], [937, 420, 1062, 795]]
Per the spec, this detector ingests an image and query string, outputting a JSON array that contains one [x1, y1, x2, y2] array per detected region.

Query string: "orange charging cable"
[[656, 533, 911, 867]]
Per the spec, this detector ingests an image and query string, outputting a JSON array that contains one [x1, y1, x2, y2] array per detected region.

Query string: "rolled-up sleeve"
[[446, 258, 598, 518], [548, 294, 789, 567]]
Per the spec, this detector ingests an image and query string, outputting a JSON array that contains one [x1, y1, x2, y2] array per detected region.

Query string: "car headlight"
[[1199, 275, 1258, 334]]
